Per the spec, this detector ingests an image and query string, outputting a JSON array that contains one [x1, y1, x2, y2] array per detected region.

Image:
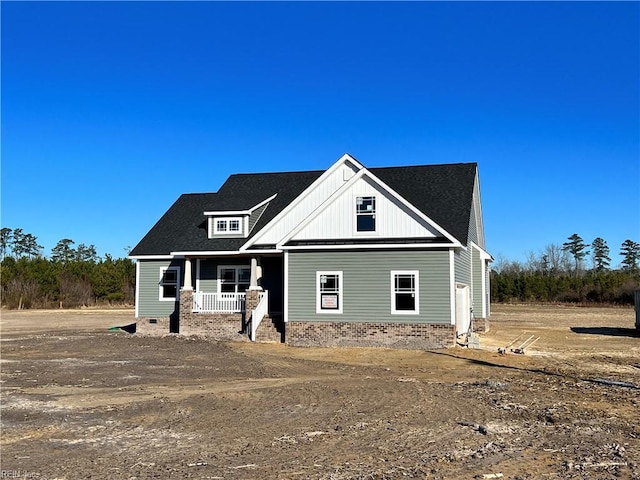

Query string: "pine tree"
[[620, 239, 640, 271], [51, 239, 76, 263], [12, 230, 43, 258], [562, 233, 589, 274], [591, 237, 610, 272], [0, 228, 12, 259]]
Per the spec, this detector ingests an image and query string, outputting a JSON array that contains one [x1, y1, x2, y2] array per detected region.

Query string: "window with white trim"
[[218, 266, 251, 293], [390, 271, 419, 314], [316, 271, 343, 314], [212, 217, 243, 235], [159, 266, 180, 301], [356, 196, 376, 232]]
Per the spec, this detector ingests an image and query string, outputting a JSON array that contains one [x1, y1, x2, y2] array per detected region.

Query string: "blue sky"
[[2, 1, 639, 265]]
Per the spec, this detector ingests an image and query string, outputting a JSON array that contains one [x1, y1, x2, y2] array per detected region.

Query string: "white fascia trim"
[[470, 241, 493, 261], [170, 250, 243, 257], [134, 260, 140, 318], [129, 255, 177, 260], [240, 153, 364, 251], [170, 249, 283, 256], [281, 242, 460, 251], [240, 249, 283, 254], [283, 250, 289, 323], [205, 209, 250, 216], [449, 249, 456, 325], [249, 193, 278, 212], [203, 193, 278, 216]]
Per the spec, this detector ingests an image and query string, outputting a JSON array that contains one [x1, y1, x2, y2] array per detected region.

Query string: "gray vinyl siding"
[[454, 248, 471, 286], [468, 177, 485, 250], [249, 203, 269, 233], [197, 259, 218, 293], [468, 199, 479, 246], [137, 259, 184, 317], [288, 250, 452, 324]]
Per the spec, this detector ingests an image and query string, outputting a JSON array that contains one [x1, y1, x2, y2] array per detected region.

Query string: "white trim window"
[[356, 196, 376, 232], [390, 270, 419, 314], [218, 266, 251, 293], [159, 266, 180, 301], [316, 271, 343, 314], [213, 217, 243, 235]]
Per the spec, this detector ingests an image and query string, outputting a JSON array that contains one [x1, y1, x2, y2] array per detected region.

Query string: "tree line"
[[1, 228, 638, 309], [491, 234, 640, 305], [1, 228, 135, 309]]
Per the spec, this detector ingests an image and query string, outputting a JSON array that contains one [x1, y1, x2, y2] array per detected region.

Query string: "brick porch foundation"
[[177, 289, 248, 339], [286, 321, 455, 349]]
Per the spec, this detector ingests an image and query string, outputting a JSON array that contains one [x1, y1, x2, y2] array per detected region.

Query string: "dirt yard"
[[1, 305, 638, 479]]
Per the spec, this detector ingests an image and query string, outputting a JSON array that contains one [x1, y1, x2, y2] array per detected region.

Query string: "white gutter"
[[281, 242, 461, 251], [129, 254, 177, 260]]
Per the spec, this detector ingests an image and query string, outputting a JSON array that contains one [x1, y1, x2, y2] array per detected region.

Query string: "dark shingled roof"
[[130, 163, 477, 256], [130, 170, 323, 256], [370, 163, 477, 248]]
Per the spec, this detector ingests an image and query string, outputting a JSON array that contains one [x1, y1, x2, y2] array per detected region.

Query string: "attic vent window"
[[356, 196, 376, 232]]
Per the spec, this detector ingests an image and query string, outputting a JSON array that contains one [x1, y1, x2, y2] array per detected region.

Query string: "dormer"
[[205, 194, 276, 239]]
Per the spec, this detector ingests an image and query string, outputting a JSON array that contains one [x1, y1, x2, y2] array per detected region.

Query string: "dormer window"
[[211, 216, 244, 236], [215, 218, 240, 233], [356, 196, 376, 232]]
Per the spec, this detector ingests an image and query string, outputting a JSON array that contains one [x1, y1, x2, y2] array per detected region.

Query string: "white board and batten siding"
[[250, 160, 361, 246], [289, 175, 441, 241], [287, 250, 452, 324]]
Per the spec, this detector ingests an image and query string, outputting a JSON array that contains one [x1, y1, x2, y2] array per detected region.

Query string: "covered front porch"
[[179, 255, 283, 342]]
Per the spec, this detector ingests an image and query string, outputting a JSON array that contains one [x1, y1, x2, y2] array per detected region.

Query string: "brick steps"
[[254, 315, 284, 343]]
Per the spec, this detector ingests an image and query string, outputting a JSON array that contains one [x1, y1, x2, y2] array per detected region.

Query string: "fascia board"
[[129, 254, 176, 260], [470, 241, 493, 261], [170, 250, 244, 256], [249, 193, 278, 212], [276, 169, 367, 248], [239, 153, 364, 251], [281, 242, 461, 251], [204, 209, 250, 216], [169, 249, 282, 256]]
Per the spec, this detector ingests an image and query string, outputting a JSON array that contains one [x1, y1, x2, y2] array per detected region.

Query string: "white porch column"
[[183, 257, 193, 291], [249, 256, 262, 291]]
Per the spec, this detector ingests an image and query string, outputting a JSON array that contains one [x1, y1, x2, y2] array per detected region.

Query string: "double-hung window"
[[218, 266, 251, 293], [391, 271, 419, 314], [316, 271, 343, 314], [356, 196, 376, 232], [159, 267, 180, 301]]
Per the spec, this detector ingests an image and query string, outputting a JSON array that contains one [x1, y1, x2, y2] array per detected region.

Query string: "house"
[[129, 153, 491, 349]]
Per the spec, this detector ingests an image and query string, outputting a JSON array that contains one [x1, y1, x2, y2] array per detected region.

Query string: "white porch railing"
[[250, 291, 269, 341], [192, 292, 246, 313]]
